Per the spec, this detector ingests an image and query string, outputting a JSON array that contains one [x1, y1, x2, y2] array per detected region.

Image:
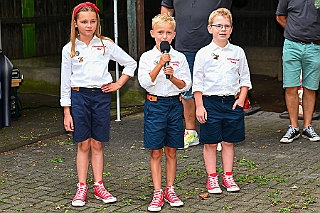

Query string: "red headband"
[[73, 2, 100, 17]]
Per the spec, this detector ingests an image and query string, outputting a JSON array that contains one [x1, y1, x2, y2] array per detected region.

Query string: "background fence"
[[1, 0, 284, 60]]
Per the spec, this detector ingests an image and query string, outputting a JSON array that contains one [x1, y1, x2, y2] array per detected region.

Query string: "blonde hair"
[[208, 8, 233, 25], [70, 5, 113, 57], [152, 13, 176, 30]]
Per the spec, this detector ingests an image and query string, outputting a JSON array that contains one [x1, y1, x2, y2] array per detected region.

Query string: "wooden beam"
[[127, 0, 138, 60], [136, 0, 145, 58]]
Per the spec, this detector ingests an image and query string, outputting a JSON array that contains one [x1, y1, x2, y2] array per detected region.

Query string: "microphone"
[[160, 41, 171, 79]]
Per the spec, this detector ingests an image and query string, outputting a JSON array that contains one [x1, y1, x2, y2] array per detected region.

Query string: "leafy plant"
[[267, 190, 281, 198], [50, 158, 63, 163], [278, 206, 291, 212], [123, 198, 132, 206]]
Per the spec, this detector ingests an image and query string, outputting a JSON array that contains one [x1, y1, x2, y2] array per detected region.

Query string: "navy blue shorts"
[[144, 95, 184, 149], [71, 88, 111, 143], [200, 95, 245, 144]]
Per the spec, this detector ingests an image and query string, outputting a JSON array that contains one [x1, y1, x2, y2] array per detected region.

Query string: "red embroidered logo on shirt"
[[227, 58, 240, 64], [93, 46, 104, 50], [170, 61, 180, 66]]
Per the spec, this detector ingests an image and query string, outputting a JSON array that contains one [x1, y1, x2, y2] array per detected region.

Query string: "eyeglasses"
[[210, 24, 232, 30]]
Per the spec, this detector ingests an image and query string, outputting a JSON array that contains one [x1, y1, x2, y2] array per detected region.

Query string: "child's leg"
[[91, 138, 117, 203], [221, 141, 240, 192], [221, 141, 234, 173], [204, 143, 222, 194], [72, 139, 91, 207], [150, 149, 163, 190], [203, 144, 218, 174], [163, 146, 184, 207], [76, 138, 91, 183], [91, 138, 104, 182], [164, 146, 177, 186]]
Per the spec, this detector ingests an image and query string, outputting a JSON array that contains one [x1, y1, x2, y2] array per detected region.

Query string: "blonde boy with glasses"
[[193, 8, 252, 194]]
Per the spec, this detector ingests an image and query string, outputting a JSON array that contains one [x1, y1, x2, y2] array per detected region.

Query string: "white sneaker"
[[184, 130, 200, 148], [216, 143, 222, 151]]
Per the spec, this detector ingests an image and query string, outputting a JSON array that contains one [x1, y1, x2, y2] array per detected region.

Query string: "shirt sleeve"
[[109, 42, 137, 77], [238, 49, 252, 90], [192, 50, 205, 93], [178, 54, 192, 92], [276, 0, 288, 16], [137, 52, 156, 90], [161, 0, 173, 8], [60, 44, 72, 106]]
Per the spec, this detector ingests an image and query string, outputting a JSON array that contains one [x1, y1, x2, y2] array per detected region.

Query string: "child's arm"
[[233, 86, 249, 109], [63, 106, 74, 132], [102, 74, 130, 92], [194, 91, 207, 124], [234, 48, 252, 109], [149, 52, 170, 82], [164, 65, 186, 89], [161, 6, 174, 16]]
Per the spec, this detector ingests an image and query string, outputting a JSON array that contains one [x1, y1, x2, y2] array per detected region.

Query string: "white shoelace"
[[95, 184, 113, 198], [284, 126, 297, 137], [150, 190, 163, 206], [208, 176, 220, 188], [306, 126, 319, 137], [166, 186, 181, 202], [74, 185, 87, 200]]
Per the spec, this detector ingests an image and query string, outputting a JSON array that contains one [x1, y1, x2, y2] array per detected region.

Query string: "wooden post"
[[136, 0, 145, 58], [21, 0, 36, 57], [127, 0, 138, 60]]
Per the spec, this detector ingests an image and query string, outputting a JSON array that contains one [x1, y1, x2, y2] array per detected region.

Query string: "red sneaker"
[[222, 173, 240, 192], [164, 186, 184, 207], [206, 175, 222, 194], [148, 189, 164, 212], [94, 181, 117, 203], [71, 183, 87, 207]]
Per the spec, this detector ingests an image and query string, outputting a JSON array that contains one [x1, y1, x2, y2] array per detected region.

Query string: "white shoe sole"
[[280, 134, 300, 143], [95, 195, 117, 203], [71, 200, 85, 207], [302, 135, 320, 142], [164, 198, 184, 207], [216, 143, 222, 151], [148, 205, 163, 212], [208, 188, 222, 194], [222, 184, 240, 192]]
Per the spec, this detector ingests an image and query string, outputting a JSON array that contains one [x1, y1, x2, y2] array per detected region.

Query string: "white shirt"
[[138, 46, 191, 97], [60, 36, 137, 106], [193, 42, 252, 96]]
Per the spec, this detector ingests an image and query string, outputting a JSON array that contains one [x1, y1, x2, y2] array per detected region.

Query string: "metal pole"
[[114, 0, 121, 121]]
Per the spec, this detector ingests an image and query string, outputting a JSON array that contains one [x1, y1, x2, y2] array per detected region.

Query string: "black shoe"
[[302, 125, 320, 142], [280, 125, 300, 143]]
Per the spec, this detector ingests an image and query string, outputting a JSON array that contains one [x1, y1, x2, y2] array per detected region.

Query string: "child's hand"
[[101, 82, 121, 93], [196, 106, 207, 124], [159, 53, 170, 67], [164, 65, 174, 79], [233, 99, 244, 109], [64, 114, 74, 132]]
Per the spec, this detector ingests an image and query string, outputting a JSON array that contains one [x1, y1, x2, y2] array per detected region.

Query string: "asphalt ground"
[[0, 94, 319, 213]]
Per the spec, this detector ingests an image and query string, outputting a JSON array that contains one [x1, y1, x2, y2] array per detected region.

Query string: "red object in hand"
[[243, 97, 250, 109]]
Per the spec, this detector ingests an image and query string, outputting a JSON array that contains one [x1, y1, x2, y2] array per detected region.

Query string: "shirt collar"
[[152, 45, 173, 54], [210, 40, 231, 50], [75, 35, 100, 44]]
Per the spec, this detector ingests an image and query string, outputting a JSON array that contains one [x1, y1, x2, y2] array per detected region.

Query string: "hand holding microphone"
[[160, 41, 171, 79]]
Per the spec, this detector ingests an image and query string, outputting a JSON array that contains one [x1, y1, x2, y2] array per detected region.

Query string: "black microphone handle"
[[164, 62, 170, 79], [162, 49, 170, 79]]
